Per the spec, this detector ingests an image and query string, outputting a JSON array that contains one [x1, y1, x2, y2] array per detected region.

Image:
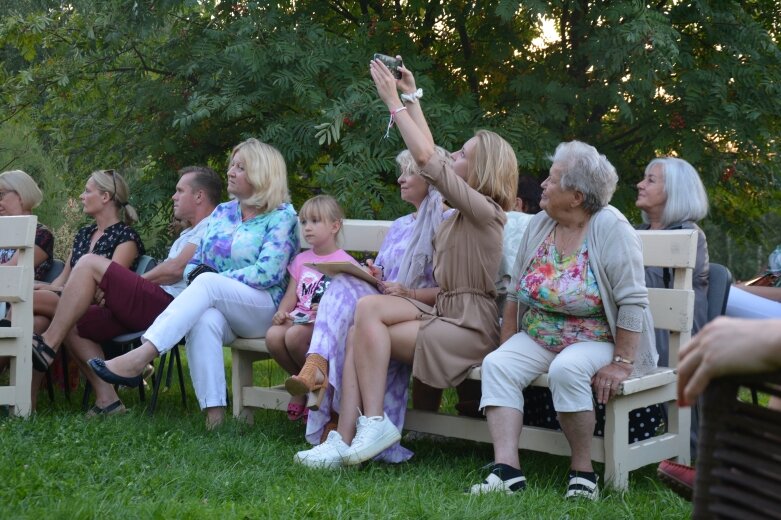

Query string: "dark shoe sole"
[[657, 469, 693, 501]]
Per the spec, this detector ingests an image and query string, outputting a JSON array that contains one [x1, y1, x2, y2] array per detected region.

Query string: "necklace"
[[240, 207, 258, 222], [554, 225, 583, 257]]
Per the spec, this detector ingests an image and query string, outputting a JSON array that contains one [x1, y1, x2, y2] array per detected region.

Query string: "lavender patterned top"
[[375, 213, 438, 284], [185, 200, 299, 306]]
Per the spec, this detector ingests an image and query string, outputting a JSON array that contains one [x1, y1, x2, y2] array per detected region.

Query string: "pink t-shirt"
[[288, 248, 358, 320]]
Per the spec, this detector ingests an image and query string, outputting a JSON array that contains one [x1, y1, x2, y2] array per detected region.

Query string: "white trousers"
[[480, 332, 614, 413], [143, 272, 276, 409], [726, 286, 781, 319]]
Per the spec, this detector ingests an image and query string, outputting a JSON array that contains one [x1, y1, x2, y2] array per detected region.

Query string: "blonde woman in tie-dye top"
[[88, 138, 299, 429]]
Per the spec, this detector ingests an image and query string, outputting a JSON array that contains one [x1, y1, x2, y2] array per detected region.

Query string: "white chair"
[[0, 215, 37, 417]]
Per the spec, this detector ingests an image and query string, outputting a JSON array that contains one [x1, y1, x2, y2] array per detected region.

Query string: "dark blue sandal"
[[88, 358, 143, 388], [31, 333, 56, 373]]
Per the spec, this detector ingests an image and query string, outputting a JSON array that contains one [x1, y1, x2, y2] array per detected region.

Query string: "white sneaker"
[[342, 413, 401, 466], [293, 430, 349, 469]]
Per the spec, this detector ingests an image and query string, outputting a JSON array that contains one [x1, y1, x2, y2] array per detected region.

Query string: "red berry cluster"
[[669, 113, 686, 129]]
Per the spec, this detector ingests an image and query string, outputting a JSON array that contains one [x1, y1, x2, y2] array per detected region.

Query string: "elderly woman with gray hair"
[[470, 141, 654, 501], [636, 157, 709, 366]]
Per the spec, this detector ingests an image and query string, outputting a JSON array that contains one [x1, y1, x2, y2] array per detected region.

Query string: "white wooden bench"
[[0, 215, 37, 417], [228, 220, 696, 490]]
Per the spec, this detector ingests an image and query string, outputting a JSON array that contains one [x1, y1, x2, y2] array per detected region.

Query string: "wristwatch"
[[613, 355, 634, 365]]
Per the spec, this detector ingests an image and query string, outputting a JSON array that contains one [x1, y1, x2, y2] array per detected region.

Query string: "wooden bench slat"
[[0, 266, 31, 302], [0, 327, 23, 340], [636, 229, 698, 268], [648, 288, 694, 332], [0, 216, 38, 249]]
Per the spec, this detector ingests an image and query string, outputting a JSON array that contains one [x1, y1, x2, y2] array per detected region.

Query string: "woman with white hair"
[[0, 170, 53, 280], [469, 141, 653, 501], [89, 138, 299, 429], [636, 157, 710, 366]]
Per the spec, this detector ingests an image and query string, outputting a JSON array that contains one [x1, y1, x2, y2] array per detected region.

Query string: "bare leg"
[[486, 406, 523, 469], [33, 290, 60, 320], [266, 322, 296, 374], [205, 407, 225, 430], [336, 327, 362, 444], [283, 324, 313, 369], [558, 410, 596, 472], [352, 295, 420, 417], [67, 326, 120, 408], [41, 255, 111, 351]]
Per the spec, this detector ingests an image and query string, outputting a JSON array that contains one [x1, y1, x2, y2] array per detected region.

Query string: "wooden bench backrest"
[[300, 221, 696, 367], [298, 219, 392, 252], [0, 215, 37, 416], [637, 229, 697, 367]]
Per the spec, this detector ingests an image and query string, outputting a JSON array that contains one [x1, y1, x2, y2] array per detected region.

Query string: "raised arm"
[[370, 59, 435, 167], [395, 60, 435, 151]]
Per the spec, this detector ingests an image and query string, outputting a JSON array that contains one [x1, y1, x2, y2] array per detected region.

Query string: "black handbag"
[[186, 263, 217, 285]]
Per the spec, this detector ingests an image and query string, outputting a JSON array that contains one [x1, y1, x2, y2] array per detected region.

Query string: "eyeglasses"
[[0, 190, 17, 201]]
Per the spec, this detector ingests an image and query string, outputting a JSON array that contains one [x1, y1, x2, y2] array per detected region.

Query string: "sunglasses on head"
[[105, 169, 117, 200]]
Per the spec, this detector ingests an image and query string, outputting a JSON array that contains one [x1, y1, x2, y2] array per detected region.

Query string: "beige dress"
[[409, 154, 506, 388]]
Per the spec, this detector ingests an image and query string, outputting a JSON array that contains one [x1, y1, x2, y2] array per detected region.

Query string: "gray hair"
[[549, 141, 618, 214], [641, 157, 708, 227]]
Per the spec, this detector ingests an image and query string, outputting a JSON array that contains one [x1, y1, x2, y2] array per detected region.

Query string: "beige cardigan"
[[508, 205, 657, 376]]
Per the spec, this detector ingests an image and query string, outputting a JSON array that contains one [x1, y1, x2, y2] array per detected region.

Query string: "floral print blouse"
[[70, 222, 144, 271], [185, 200, 299, 307], [0, 223, 54, 280], [516, 232, 613, 352]]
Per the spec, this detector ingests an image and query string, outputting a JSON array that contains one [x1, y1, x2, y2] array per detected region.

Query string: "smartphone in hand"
[[373, 53, 402, 79]]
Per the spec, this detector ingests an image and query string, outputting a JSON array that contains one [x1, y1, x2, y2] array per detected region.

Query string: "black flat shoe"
[[88, 358, 143, 388]]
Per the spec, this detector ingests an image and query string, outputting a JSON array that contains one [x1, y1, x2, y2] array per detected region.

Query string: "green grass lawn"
[[1, 356, 692, 519]]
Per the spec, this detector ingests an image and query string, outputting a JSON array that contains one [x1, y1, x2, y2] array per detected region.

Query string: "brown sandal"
[[285, 354, 328, 411]]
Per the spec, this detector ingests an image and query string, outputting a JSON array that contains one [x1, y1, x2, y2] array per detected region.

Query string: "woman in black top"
[[31, 169, 144, 374]]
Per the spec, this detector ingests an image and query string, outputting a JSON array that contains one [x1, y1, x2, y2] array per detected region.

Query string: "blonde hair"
[[468, 130, 518, 211], [299, 194, 345, 242], [90, 169, 139, 224], [0, 170, 43, 211], [231, 138, 290, 213]]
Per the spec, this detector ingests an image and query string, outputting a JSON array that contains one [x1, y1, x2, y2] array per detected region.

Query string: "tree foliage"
[[1, 0, 780, 265]]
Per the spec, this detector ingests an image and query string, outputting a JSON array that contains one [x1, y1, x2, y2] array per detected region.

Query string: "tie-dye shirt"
[[185, 200, 299, 307], [516, 232, 613, 352]]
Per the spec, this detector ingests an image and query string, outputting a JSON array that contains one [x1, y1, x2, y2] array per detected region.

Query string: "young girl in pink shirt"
[[266, 195, 357, 422]]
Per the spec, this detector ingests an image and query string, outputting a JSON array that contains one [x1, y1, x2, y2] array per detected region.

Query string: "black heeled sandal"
[[32, 333, 57, 373]]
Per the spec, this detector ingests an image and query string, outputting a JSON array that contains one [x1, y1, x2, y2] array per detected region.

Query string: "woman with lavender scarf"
[[287, 149, 451, 462]]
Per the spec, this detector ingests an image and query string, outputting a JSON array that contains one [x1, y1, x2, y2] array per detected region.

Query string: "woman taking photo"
[[294, 58, 518, 468], [89, 138, 299, 429]]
